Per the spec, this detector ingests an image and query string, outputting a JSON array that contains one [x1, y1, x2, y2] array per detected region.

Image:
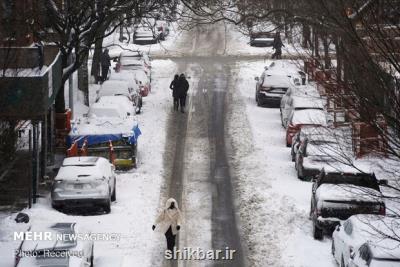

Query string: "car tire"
[[297, 166, 304, 180], [90, 244, 94, 267], [313, 222, 323, 240], [111, 183, 116, 202], [104, 199, 111, 214], [331, 240, 335, 256], [291, 152, 295, 162]]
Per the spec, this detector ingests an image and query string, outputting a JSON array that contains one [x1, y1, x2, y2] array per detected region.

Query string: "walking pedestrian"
[[272, 32, 284, 59], [152, 198, 182, 252], [100, 48, 111, 82], [176, 73, 189, 113], [170, 74, 180, 111]]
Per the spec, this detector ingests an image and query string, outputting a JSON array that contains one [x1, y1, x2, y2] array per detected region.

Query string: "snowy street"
[[1, 6, 400, 267]]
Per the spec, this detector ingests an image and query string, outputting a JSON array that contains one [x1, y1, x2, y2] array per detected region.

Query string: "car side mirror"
[[379, 179, 388, 186], [335, 225, 340, 232], [113, 58, 118, 62], [254, 77, 259, 81], [53, 167, 60, 173]]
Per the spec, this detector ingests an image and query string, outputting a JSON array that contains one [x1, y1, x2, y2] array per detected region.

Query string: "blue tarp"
[[67, 124, 141, 147]]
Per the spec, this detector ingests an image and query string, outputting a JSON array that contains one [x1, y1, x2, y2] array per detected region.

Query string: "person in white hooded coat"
[[152, 198, 182, 251]]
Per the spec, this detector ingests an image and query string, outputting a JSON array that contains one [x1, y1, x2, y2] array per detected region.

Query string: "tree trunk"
[[91, 36, 103, 84], [78, 55, 89, 106], [55, 54, 68, 113], [322, 33, 331, 69]]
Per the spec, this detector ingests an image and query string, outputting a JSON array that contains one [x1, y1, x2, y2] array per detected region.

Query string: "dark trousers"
[[272, 49, 282, 59], [101, 66, 109, 82], [173, 97, 179, 110], [165, 226, 176, 251], [179, 96, 186, 111]]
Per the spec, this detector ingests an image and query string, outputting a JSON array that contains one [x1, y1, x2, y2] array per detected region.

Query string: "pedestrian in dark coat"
[[272, 32, 284, 59], [100, 48, 111, 82], [176, 74, 189, 113], [170, 74, 180, 111]]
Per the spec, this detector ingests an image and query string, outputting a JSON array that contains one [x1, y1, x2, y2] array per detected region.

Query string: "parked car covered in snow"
[[114, 51, 151, 73], [51, 157, 116, 213], [249, 31, 275, 47], [107, 72, 143, 113], [90, 96, 137, 119], [96, 80, 135, 102], [255, 61, 304, 107], [332, 215, 400, 267], [133, 26, 159, 45], [295, 128, 346, 180], [310, 170, 386, 240], [286, 109, 327, 147], [281, 94, 324, 129], [15, 222, 94, 267], [291, 125, 327, 162]]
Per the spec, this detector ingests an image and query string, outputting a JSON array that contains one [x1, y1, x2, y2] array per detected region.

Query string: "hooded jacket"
[[154, 198, 182, 235]]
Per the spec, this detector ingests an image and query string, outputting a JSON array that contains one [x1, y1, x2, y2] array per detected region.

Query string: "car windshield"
[[320, 173, 380, 191]]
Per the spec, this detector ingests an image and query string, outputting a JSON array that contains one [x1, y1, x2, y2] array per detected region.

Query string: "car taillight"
[[288, 124, 298, 133], [379, 204, 386, 215]]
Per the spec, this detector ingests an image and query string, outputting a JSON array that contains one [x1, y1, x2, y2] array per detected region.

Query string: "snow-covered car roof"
[[316, 183, 382, 203], [266, 61, 302, 76], [96, 95, 134, 114], [70, 116, 138, 137], [57, 157, 112, 181], [348, 215, 400, 260], [88, 99, 133, 119], [262, 74, 291, 88], [97, 80, 131, 99], [290, 109, 327, 126], [109, 71, 139, 90]]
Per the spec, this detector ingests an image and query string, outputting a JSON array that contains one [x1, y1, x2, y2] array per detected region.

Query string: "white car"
[[115, 51, 151, 72], [90, 96, 136, 119], [280, 83, 319, 117], [281, 94, 324, 128], [15, 222, 94, 267], [51, 157, 116, 213], [332, 215, 400, 267], [96, 80, 134, 102]]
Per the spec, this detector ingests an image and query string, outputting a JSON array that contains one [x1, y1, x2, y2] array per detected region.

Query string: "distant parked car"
[[332, 215, 400, 267], [310, 170, 386, 240], [51, 156, 116, 213], [249, 31, 275, 47], [15, 222, 94, 267], [286, 109, 327, 147], [133, 26, 159, 45], [255, 62, 304, 107]]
